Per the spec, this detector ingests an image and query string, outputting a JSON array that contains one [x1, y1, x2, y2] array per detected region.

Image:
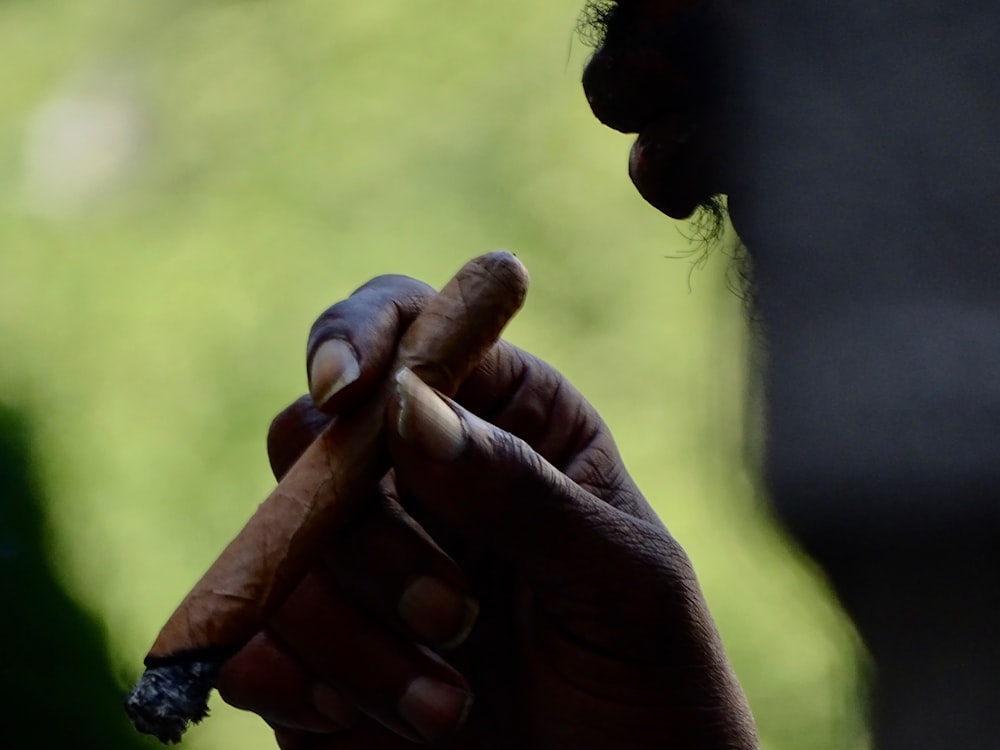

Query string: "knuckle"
[[307, 276, 435, 360], [483, 423, 567, 505], [488, 426, 543, 477]]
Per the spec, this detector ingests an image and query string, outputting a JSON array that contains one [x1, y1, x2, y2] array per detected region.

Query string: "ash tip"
[[124, 659, 221, 744]]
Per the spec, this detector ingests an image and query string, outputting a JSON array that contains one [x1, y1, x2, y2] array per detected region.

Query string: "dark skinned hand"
[[215, 275, 758, 749]]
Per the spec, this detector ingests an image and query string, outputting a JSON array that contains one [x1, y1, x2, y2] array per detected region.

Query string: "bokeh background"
[[1, 0, 865, 748]]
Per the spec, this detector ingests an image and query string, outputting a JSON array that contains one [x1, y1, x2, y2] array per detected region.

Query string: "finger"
[[307, 275, 435, 412], [267, 395, 334, 480], [301, 273, 639, 512], [454, 342, 658, 524], [455, 342, 603, 466], [274, 720, 426, 750], [388, 376, 756, 742], [272, 726, 362, 750], [273, 728, 329, 750], [325, 486, 479, 651], [388, 368, 689, 620], [269, 403, 483, 651], [218, 631, 353, 734], [268, 569, 474, 745]]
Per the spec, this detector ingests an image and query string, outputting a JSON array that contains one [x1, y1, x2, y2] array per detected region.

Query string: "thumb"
[[385, 367, 673, 599], [386, 368, 758, 746]]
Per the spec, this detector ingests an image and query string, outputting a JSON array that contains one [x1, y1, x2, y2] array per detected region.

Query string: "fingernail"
[[312, 682, 353, 728], [398, 576, 479, 650], [309, 339, 360, 409], [394, 367, 466, 460], [398, 676, 473, 744]]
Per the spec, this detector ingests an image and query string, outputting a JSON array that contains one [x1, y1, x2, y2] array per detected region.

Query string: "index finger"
[[304, 268, 629, 506], [307, 275, 434, 413]]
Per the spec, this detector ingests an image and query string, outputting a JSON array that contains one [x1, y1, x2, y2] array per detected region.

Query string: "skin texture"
[[217, 276, 758, 748]]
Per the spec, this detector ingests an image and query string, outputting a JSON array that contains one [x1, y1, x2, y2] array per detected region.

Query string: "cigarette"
[[125, 251, 529, 743]]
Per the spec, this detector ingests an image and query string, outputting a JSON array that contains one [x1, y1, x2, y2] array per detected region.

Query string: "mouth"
[[627, 115, 706, 219], [579, 2, 723, 219], [583, 51, 715, 219]]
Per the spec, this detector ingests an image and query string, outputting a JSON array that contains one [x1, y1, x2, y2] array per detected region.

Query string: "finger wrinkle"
[[458, 343, 533, 424], [525, 371, 616, 478], [504, 362, 579, 459]]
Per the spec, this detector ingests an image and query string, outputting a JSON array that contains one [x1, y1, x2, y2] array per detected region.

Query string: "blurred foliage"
[[0, 0, 864, 748]]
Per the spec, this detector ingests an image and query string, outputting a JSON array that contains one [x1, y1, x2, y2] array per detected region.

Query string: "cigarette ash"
[[124, 658, 221, 744]]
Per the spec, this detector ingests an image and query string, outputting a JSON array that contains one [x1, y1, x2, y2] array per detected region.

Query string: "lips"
[[580, 1, 725, 220], [582, 50, 718, 219], [581, 62, 715, 222], [632, 117, 721, 221], [625, 115, 699, 218]]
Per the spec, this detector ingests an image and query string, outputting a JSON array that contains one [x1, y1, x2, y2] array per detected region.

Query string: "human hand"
[[217, 274, 757, 749]]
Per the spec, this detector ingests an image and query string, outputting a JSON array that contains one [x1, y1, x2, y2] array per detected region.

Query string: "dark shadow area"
[[0, 404, 158, 749]]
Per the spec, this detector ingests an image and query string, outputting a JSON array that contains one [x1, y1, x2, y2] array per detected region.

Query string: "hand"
[[217, 275, 757, 749]]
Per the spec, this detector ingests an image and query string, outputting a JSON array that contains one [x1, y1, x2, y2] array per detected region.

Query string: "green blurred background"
[[0, 0, 865, 748]]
